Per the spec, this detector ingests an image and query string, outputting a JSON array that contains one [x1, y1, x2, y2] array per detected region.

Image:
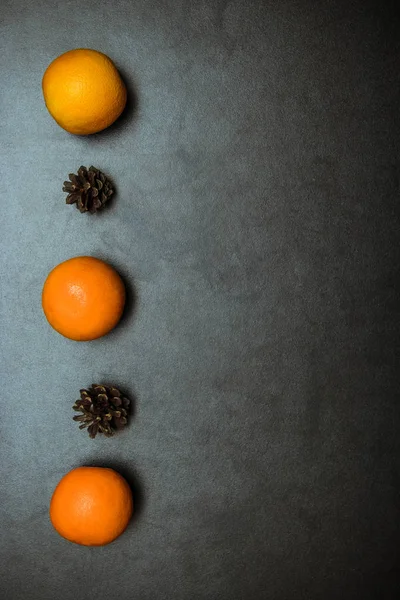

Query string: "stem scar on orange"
[[42, 256, 125, 341], [50, 467, 133, 546], [42, 48, 127, 135]]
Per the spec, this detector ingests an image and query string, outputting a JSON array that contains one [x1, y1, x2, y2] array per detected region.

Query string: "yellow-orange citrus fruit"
[[50, 467, 133, 546], [42, 256, 125, 341], [42, 48, 127, 135]]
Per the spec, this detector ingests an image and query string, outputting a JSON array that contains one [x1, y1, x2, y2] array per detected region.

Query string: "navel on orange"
[[42, 256, 125, 341], [50, 467, 133, 546], [42, 48, 127, 135]]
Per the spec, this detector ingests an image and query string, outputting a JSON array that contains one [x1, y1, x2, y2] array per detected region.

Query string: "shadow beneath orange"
[[77, 257, 138, 345], [83, 458, 145, 524], [79, 67, 139, 141], [98, 255, 138, 327], [118, 268, 138, 329]]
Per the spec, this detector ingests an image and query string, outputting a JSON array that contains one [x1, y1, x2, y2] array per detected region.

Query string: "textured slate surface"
[[1, 1, 399, 598]]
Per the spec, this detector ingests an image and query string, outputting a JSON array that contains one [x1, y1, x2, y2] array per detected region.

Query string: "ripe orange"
[[42, 256, 125, 341], [42, 49, 127, 135], [50, 467, 133, 546]]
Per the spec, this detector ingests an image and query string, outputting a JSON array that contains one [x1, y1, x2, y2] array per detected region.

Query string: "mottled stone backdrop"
[[1, 1, 399, 598]]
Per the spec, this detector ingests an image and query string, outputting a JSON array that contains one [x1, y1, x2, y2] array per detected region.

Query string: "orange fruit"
[[42, 48, 127, 135], [42, 256, 125, 341], [50, 467, 133, 546]]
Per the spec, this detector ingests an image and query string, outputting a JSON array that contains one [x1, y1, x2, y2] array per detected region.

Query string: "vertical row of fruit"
[[42, 48, 135, 546]]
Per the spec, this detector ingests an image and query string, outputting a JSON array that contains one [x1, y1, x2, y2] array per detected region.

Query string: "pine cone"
[[63, 166, 114, 213], [73, 384, 130, 439]]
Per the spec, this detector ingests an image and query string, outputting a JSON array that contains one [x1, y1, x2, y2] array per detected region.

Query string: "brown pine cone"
[[63, 166, 114, 213], [73, 384, 130, 439]]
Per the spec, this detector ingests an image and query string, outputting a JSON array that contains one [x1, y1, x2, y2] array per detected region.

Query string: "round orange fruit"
[[42, 256, 125, 341], [50, 467, 133, 546], [42, 48, 127, 135]]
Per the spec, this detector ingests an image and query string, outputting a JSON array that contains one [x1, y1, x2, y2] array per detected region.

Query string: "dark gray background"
[[1, 0, 399, 598]]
